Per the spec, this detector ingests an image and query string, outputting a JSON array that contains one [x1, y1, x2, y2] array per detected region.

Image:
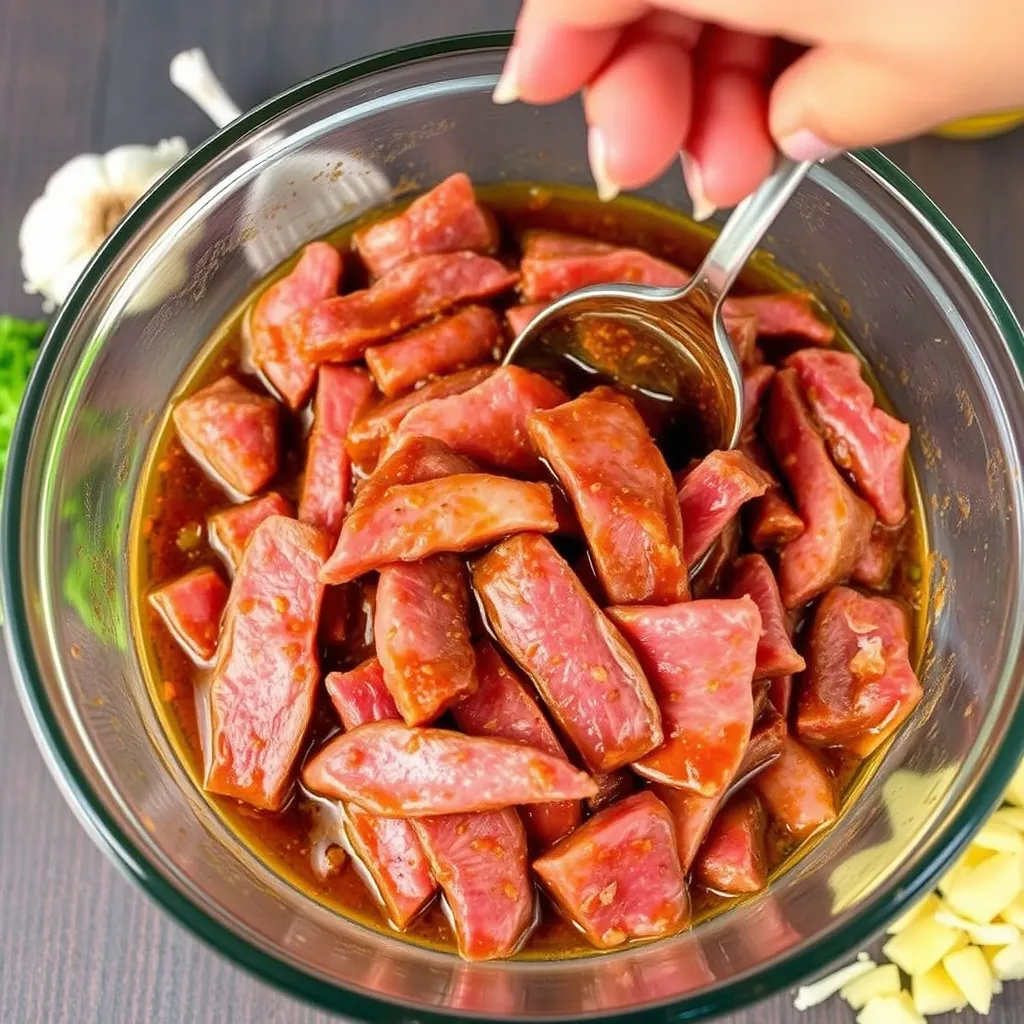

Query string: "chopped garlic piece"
[[935, 906, 1021, 945], [856, 991, 925, 1024], [944, 945, 995, 1014], [973, 820, 1024, 853], [991, 939, 1024, 981], [946, 851, 1023, 924], [887, 892, 941, 935], [883, 916, 962, 976], [1004, 760, 1024, 808], [793, 957, 875, 1010], [938, 844, 990, 897], [912, 963, 968, 1015], [938, 864, 965, 898], [1000, 892, 1024, 929], [797, 774, 1024, 1020], [850, 635, 885, 678], [992, 807, 1024, 833], [840, 964, 901, 1010]]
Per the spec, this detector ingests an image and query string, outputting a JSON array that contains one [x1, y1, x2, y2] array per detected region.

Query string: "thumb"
[[768, 47, 976, 160]]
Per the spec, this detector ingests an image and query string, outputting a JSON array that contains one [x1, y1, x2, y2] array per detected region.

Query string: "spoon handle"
[[693, 156, 813, 303]]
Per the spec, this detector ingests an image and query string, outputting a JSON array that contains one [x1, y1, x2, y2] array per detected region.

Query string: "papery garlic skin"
[[19, 138, 188, 311]]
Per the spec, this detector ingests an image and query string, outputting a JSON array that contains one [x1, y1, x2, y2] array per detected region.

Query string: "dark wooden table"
[[2, 2, 1023, 1022]]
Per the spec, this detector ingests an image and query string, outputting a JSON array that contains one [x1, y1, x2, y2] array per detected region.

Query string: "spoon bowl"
[[503, 157, 813, 452]]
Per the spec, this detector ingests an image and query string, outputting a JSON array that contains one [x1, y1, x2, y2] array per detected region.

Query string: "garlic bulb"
[[19, 138, 188, 311]]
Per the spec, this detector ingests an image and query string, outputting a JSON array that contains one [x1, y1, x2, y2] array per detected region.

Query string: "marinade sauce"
[[130, 182, 930, 959]]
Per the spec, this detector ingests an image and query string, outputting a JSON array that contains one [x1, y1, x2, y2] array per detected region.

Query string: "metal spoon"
[[502, 157, 813, 452]]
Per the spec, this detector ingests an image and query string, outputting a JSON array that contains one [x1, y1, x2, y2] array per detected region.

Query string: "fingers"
[[499, 3, 624, 105], [521, 0, 850, 44], [504, 2, 700, 107], [515, 0, 651, 30], [684, 28, 775, 214], [769, 47, 973, 158], [583, 31, 695, 196]]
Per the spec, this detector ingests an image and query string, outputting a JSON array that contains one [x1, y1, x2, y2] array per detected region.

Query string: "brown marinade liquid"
[[132, 183, 929, 959]]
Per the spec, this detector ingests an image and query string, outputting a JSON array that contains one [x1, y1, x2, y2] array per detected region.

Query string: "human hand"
[[495, 0, 1024, 215]]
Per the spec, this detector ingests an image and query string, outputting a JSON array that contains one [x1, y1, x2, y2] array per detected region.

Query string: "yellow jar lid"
[[934, 110, 1024, 140]]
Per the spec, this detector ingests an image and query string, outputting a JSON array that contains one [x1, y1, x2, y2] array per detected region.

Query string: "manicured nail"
[[492, 47, 520, 105], [588, 127, 620, 203], [680, 152, 716, 222], [778, 129, 842, 164]]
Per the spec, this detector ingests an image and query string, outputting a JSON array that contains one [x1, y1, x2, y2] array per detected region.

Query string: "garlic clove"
[[19, 193, 94, 266], [46, 252, 94, 306], [19, 198, 96, 305], [43, 153, 110, 204], [103, 138, 187, 195], [19, 139, 190, 311]]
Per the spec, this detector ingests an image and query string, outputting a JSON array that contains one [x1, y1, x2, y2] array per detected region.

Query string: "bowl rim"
[[5, 28, 1024, 1024]]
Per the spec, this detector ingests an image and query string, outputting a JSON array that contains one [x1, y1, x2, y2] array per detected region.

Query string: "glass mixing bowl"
[[5, 32, 1024, 1023]]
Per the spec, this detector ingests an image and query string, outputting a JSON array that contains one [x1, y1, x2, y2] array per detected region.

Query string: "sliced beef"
[[389, 365, 567, 476], [607, 598, 761, 796], [725, 554, 806, 679], [289, 253, 518, 364], [787, 348, 910, 525], [764, 369, 874, 607], [734, 705, 788, 787], [653, 785, 721, 875], [248, 241, 341, 407], [148, 565, 228, 663], [325, 658, 400, 730], [413, 809, 534, 960], [453, 640, 582, 849], [533, 791, 690, 948], [207, 492, 293, 569], [724, 292, 834, 345], [742, 438, 805, 551], [473, 533, 662, 773], [742, 364, 775, 431], [298, 366, 374, 541], [320, 473, 557, 584], [205, 516, 329, 810], [751, 736, 837, 839], [346, 365, 495, 471], [796, 586, 922, 757], [852, 523, 903, 589], [529, 387, 687, 604], [354, 173, 497, 277], [303, 722, 597, 816], [375, 555, 477, 725], [365, 305, 500, 397], [678, 449, 772, 566], [325, 658, 438, 929], [173, 376, 279, 497], [694, 789, 769, 895]]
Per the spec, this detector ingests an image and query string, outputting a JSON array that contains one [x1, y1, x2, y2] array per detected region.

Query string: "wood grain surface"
[[2, 2, 1023, 1022]]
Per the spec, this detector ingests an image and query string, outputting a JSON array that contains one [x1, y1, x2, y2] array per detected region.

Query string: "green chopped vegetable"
[[0, 316, 47, 482]]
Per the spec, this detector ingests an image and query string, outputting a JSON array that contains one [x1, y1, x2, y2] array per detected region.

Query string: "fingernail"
[[588, 127, 620, 203], [778, 129, 842, 163], [680, 152, 716, 222], [492, 47, 520, 105]]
